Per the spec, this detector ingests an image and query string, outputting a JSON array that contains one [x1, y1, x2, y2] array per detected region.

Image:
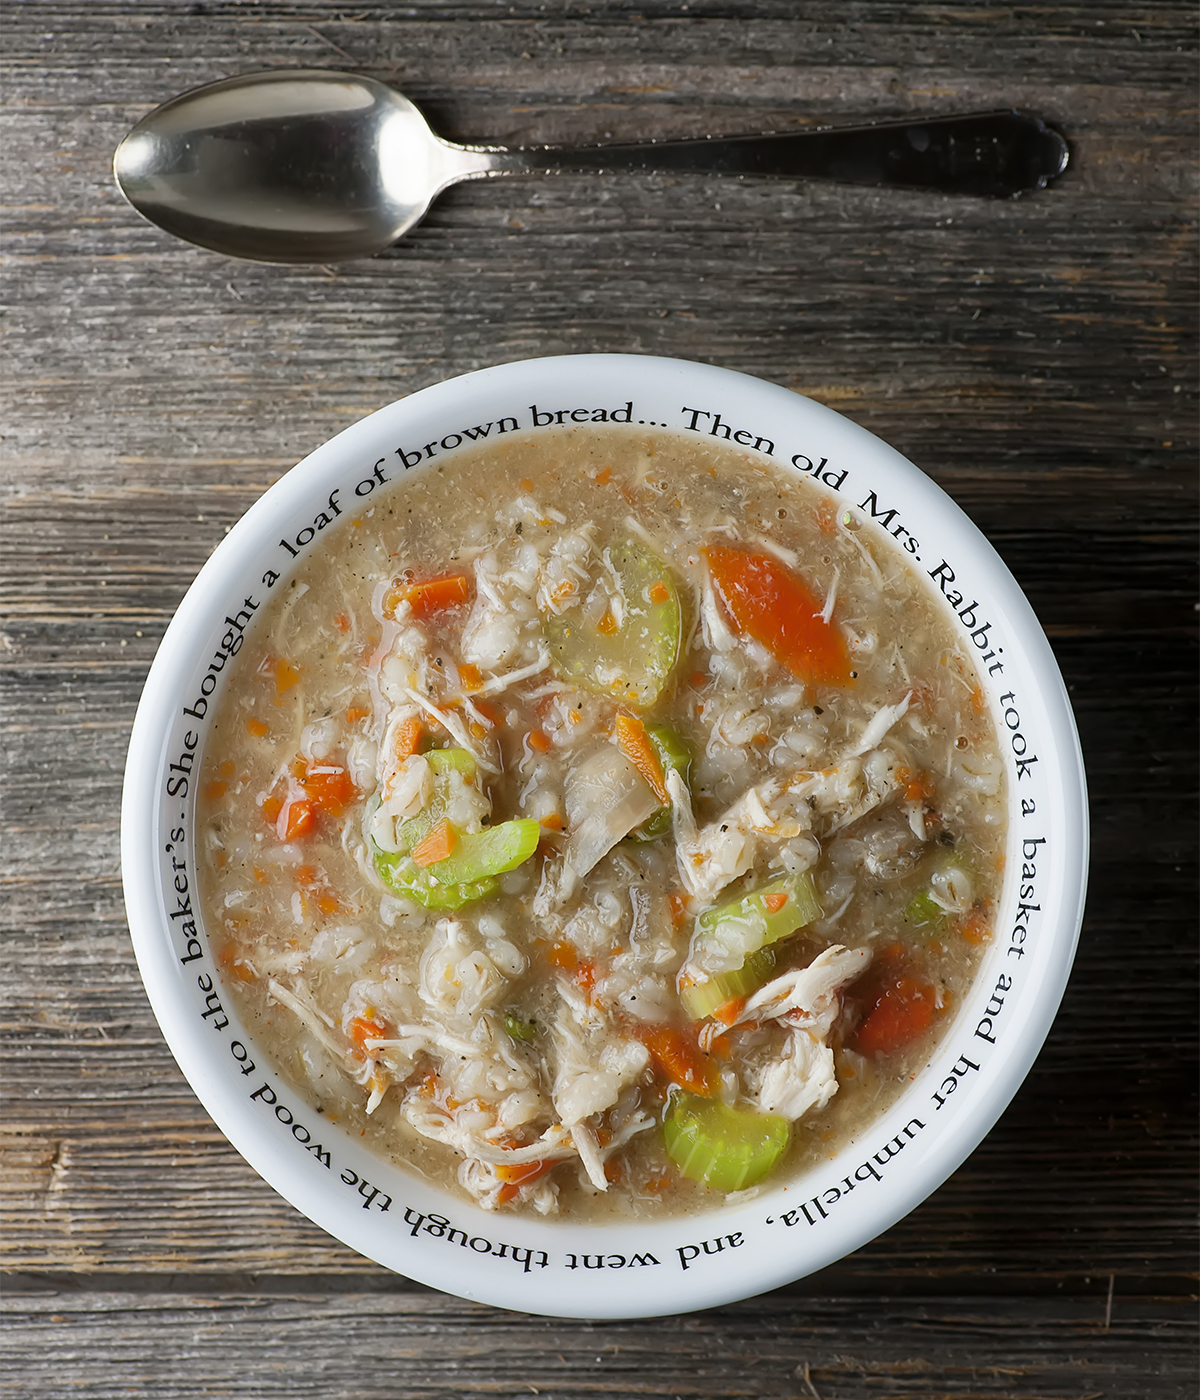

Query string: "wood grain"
[[1, 0, 1196, 1390], [2, 1288, 1198, 1399]]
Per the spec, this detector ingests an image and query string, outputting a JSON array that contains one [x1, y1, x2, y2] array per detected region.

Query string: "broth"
[[197, 426, 1004, 1219]]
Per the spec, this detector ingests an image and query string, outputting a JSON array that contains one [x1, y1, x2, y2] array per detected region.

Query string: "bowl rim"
[[121, 352, 1088, 1317]]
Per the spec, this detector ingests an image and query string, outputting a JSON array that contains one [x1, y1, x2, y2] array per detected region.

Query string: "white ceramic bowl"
[[122, 354, 1087, 1318]]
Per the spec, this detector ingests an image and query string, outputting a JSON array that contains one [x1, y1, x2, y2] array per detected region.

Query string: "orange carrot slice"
[[404, 573, 472, 618], [274, 658, 300, 694], [703, 544, 853, 686], [854, 975, 937, 1056], [615, 713, 669, 804], [635, 1023, 720, 1097], [392, 716, 423, 762], [410, 818, 457, 868]]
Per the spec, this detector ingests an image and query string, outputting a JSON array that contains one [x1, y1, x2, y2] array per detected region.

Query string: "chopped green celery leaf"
[[504, 1012, 539, 1043], [373, 848, 497, 909], [425, 818, 541, 886], [696, 873, 822, 963], [632, 724, 692, 841], [543, 538, 681, 708], [663, 1093, 789, 1192], [680, 946, 776, 1021], [904, 890, 944, 927]]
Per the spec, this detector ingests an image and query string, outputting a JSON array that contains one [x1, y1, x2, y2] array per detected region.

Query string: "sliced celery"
[[374, 849, 498, 909], [370, 748, 518, 909], [904, 890, 944, 927], [663, 1093, 790, 1192], [424, 818, 541, 886], [425, 748, 477, 779], [375, 817, 539, 908], [680, 946, 776, 1021], [543, 538, 681, 708], [904, 857, 971, 928], [697, 873, 823, 961], [396, 748, 478, 852], [632, 724, 692, 841]]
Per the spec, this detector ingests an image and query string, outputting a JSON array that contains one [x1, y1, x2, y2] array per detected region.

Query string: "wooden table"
[[3, 4, 1196, 1395]]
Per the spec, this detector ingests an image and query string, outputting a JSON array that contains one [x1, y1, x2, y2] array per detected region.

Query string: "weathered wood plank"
[[2, 1288, 1196, 1399], [0, 0, 1195, 1350]]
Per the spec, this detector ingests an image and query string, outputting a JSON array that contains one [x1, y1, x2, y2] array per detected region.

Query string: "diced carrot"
[[204, 780, 226, 801], [648, 580, 671, 604], [538, 812, 564, 831], [348, 1015, 387, 1053], [280, 798, 317, 842], [296, 864, 318, 885], [575, 961, 597, 995], [958, 904, 993, 946], [762, 891, 789, 914], [596, 610, 618, 635], [403, 573, 473, 619], [219, 944, 257, 984], [260, 794, 282, 826], [314, 891, 341, 916], [457, 663, 482, 691], [667, 891, 691, 928], [275, 658, 300, 694], [854, 975, 937, 1056], [392, 716, 423, 762], [528, 728, 553, 753], [690, 670, 707, 688], [615, 713, 669, 805], [552, 580, 576, 603], [547, 940, 578, 971], [410, 818, 457, 868], [345, 704, 370, 724], [299, 763, 357, 816], [566, 706, 581, 725], [496, 1158, 556, 1202], [519, 478, 534, 492], [594, 466, 613, 485], [703, 544, 854, 687], [970, 684, 986, 716], [713, 996, 746, 1026], [896, 766, 936, 802], [246, 717, 270, 738], [334, 612, 351, 633], [472, 698, 504, 728], [635, 1024, 720, 1097]]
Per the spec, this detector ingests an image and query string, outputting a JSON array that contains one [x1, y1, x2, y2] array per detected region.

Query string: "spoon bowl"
[[114, 70, 489, 263], [115, 69, 1070, 265]]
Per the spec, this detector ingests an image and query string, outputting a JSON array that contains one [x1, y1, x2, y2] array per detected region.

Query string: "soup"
[[197, 426, 1005, 1219]]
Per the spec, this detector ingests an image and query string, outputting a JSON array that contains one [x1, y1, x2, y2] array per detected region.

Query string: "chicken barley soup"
[[198, 426, 1005, 1219]]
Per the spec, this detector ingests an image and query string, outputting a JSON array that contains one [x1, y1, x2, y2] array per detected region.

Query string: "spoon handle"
[[489, 111, 1067, 198]]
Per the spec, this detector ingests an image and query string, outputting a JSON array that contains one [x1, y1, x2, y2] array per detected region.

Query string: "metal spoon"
[[113, 69, 1069, 265]]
